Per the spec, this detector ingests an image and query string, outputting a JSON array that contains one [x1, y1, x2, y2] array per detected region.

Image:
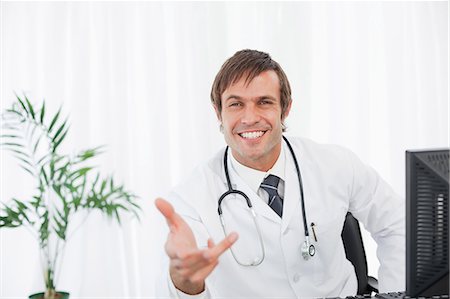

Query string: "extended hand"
[[155, 198, 238, 295]]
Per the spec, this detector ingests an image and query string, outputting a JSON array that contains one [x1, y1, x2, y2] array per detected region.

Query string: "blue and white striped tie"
[[260, 174, 283, 217]]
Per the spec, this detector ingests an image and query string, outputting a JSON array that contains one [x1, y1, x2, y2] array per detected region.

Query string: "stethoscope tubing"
[[218, 147, 265, 266], [217, 135, 314, 264]]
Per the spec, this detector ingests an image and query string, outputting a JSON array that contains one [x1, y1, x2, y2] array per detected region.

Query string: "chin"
[[238, 149, 265, 163]]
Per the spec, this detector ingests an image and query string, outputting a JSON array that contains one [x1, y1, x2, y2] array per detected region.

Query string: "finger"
[[175, 248, 212, 268], [155, 198, 178, 227], [171, 255, 218, 285], [170, 250, 211, 277], [173, 235, 236, 278], [204, 232, 238, 260], [175, 251, 218, 278]]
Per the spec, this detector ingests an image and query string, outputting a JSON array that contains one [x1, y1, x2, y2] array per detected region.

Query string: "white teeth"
[[240, 131, 264, 139]]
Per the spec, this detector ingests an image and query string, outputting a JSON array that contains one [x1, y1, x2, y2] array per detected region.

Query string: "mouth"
[[238, 130, 267, 140]]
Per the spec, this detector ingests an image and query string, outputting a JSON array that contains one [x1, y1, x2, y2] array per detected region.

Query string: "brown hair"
[[210, 49, 292, 119]]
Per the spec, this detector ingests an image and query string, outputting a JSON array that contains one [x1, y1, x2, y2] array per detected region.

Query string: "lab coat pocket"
[[311, 217, 343, 284]]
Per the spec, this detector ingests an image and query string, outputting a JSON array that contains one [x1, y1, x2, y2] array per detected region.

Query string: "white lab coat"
[[157, 137, 405, 298]]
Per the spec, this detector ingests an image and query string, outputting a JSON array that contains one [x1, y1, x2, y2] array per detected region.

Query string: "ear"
[[282, 100, 293, 121], [213, 104, 222, 122]]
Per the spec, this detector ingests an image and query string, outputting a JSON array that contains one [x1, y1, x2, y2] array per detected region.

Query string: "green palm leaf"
[[25, 96, 35, 120], [40, 100, 46, 124], [48, 107, 62, 133], [15, 94, 28, 116]]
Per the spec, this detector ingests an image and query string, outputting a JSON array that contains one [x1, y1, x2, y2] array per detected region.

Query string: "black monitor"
[[406, 149, 449, 297]]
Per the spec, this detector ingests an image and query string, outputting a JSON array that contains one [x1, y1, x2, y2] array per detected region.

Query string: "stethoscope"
[[217, 135, 316, 267]]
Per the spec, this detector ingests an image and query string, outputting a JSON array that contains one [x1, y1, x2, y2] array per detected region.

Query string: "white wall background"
[[0, 1, 448, 298]]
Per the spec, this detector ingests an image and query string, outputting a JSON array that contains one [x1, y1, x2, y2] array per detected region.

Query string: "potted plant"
[[0, 95, 141, 299]]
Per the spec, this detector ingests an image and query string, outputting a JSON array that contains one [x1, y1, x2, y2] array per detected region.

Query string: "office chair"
[[341, 212, 379, 295]]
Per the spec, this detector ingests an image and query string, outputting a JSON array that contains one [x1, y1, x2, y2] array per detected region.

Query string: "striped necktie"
[[260, 174, 283, 217]]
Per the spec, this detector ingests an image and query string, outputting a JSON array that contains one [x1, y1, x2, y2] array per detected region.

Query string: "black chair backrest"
[[341, 212, 369, 295]]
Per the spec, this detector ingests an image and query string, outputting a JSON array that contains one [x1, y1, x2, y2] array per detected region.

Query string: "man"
[[155, 49, 405, 298]]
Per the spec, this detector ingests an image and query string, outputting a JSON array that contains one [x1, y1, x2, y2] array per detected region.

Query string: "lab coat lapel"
[[281, 144, 302, 233], [229, 166, 282, 225], [281, 140, 315, 235]]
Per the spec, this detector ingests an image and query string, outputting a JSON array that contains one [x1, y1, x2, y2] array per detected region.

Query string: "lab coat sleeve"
[[345, 150, 405, 293], [155, 192, 214, 299]]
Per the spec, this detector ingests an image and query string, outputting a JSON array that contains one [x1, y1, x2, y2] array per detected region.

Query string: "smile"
[[239, 131, 266, 139]]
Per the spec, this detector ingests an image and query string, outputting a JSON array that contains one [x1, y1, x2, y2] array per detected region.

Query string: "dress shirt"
[[229, 144, 286, 203]]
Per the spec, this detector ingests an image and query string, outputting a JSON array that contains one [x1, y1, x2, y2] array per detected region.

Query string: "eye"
[[229, 102, 242, 107], [259, 99, 272, 105]]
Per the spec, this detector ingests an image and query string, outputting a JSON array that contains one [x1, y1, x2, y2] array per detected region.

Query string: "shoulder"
[[173, 148, 224, 193], [167, 148, 226, 211], [285, 136, 357, 162], [284, 136, 367, 183]]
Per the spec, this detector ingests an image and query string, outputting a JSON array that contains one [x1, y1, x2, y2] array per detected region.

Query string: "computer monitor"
[[406, 149, 449, 297]]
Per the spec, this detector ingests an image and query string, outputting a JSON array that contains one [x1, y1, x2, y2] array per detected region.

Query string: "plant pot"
[[28, 291, 70, 299]]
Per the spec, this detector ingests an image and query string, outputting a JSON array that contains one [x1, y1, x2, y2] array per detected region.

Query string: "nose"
[[241, 103, 261, 125]]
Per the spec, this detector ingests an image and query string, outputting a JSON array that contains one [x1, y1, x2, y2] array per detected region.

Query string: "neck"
[[231, 143, 281, 172]]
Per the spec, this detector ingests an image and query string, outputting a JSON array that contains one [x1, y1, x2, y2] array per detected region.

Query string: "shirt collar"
[[229, 142, 286, 194]]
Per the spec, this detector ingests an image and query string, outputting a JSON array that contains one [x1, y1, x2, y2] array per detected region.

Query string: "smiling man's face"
[[216, 70, 291, 172]]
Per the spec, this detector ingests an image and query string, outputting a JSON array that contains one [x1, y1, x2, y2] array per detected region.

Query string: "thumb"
[[155, 198, 178, 228]]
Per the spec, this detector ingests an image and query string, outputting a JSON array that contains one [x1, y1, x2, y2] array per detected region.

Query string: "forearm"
[[376, 233, 405, 292]]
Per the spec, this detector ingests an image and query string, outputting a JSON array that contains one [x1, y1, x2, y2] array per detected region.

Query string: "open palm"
[[155, 198, 238, 295]]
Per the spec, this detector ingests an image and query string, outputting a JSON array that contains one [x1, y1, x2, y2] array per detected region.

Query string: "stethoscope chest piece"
[[301, 237, 315, 260]]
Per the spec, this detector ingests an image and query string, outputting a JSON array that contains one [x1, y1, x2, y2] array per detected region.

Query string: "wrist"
[[170, 269, 205, 295], [175, 280, 205, 295]]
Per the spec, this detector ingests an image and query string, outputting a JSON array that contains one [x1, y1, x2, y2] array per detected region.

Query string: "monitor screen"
[[406, 149, 449, 297]]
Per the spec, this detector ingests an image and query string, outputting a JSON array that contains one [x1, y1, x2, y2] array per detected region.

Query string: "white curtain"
[[1, 1, 448, 298]]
